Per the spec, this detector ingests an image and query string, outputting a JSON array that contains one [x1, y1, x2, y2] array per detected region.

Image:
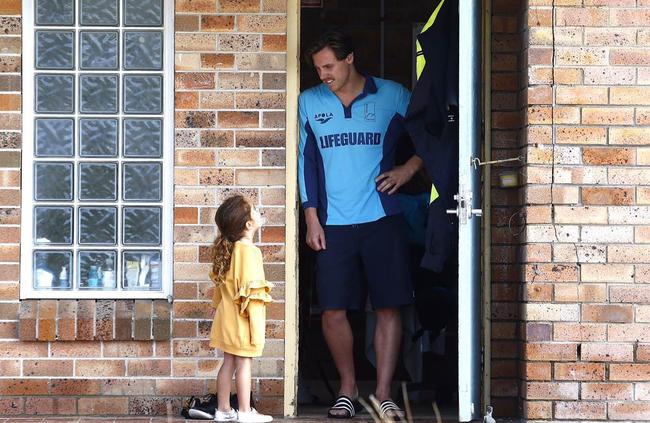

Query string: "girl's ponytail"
[[211, 235, 234, 284]]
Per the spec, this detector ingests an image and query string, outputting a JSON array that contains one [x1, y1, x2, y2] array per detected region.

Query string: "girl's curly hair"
[[211, 194, 252, 284]]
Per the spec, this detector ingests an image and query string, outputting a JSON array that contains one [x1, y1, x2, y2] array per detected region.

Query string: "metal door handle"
[[471, 209, 482, 217]]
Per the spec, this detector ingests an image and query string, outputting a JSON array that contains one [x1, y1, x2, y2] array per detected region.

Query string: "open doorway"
[[294, 1, 463, 420]]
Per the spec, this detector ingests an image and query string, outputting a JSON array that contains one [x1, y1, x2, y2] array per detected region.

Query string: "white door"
[[455, 0, 483, 421]]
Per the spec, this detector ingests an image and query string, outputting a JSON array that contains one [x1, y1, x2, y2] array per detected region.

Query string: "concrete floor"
[[0, 414, 454, 422], [0, 419, 442, 422], [0, 420, 448, 422]]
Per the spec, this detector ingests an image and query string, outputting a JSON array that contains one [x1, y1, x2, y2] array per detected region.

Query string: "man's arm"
[[298, 95, 327, 251], [375, 155, 424, 195]]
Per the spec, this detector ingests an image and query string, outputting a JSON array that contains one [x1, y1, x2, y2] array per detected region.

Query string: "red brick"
[[0, 397, 22, 415], [638, 344, 650, 361], [581, 342, 633, 361], [609, 402, 650, 420], [584, 27, 636, 45], [175, 15, 199, 31], [555, 126, 607, 144], [582, 107, 634, 125], [554, 323, 606, 342], [201, 15, 235, 32], [581, 383, 633, 400], [610, 364, 650, 381], [175, 34, 217, 52], [175, 73, 215, 90], [525, 382, 579, 400], [175, 92, 199, 109], [155, 378, 209, 395], [201, 53, 235, 69], [555, 362, 605, 381], [583, 147, 634, 165], [582, 187, 633, 205], [127, 359, 171, 376], [262, 35, 286, 52], [0, 0, 20, 14], [103, 341, 153, 358], [78, 397, 128, 415], [524, 342, 578, 361], [75, 360, 125, 377], [523, 400, 552, 419], [23, 359, 73, 377], [237, 15, 286, 33], [556, 86, 608, 104], [0, 359, 19, 376], [218, 0, 259, 12], [24, 397, 76, 415], [0, 341, 47, 357], [554, 401, 606, 419], [175, 149, 215, 166], [218, 111, 259, 128], [611, 87, 650, 105], [50, 378, 101, 395], [0, 379, 48, 395], [555, 7, 609, 26], [523, 362, 551, 380], [174, 207, 198, 224], [611, 48, 650, 66]]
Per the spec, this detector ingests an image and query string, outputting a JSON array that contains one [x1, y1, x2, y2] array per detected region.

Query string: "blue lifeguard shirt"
[[298, 76, 411, 225]]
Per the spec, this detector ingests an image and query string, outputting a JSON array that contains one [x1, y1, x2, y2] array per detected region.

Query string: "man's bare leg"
[[374, 307, 401, 402], [322, 309, 357, 416]]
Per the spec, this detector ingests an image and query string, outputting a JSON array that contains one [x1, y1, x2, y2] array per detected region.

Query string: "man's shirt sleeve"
[[396, 85, 411, 118], [297, 94, 318, 208]]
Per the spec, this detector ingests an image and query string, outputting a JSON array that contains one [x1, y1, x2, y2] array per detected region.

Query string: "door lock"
[[446, 192, 482, 225]]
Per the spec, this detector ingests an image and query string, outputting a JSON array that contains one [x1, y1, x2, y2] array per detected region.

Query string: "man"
[[298, 29, 423, 420]]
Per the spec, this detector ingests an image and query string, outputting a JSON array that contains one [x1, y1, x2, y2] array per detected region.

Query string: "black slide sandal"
[[379, 399, 405, 421], [327, 395, 362, 419]]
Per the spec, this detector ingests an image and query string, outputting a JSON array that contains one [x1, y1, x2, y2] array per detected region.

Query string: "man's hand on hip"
[[375, 155, 423, 195]]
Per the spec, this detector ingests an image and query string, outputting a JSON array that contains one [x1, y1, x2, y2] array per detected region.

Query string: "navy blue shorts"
[[315, 214, 414, 310]]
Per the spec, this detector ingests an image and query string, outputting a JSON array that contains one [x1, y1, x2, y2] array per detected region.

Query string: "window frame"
[[20, 0, 174, 300]]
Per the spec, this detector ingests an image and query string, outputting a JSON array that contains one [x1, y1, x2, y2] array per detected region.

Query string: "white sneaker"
[[214, 408, 237, 422], [237, 408, 273, 423]]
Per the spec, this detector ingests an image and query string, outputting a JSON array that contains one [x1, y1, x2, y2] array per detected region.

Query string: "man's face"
[[312, 46, 354, 94]]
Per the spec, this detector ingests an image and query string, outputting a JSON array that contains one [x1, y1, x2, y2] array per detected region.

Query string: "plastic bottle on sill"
[[59, 266, 69, 288], [149, 256, 161, 289], [102, 258, 115, 288], [87, 265, 99, 288]]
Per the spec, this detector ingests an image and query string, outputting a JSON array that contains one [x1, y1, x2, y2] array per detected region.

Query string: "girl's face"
[[248, 205, 265, 232]]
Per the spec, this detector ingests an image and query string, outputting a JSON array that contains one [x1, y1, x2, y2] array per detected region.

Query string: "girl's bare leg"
[[217, 352, 236, 411], [234, 355, 253, 412]]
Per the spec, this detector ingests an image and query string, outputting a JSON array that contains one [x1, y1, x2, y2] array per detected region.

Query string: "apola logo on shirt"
[[314, 112, 334, 124]]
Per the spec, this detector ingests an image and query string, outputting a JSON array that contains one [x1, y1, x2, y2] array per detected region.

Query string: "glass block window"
[[22, 0, 172, 299]]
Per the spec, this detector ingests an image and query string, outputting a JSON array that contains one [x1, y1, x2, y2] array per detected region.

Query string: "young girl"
[[209, 195, 273, 423]]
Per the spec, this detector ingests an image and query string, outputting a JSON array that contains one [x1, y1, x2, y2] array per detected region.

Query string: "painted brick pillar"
[[522, 2, 650, 421]]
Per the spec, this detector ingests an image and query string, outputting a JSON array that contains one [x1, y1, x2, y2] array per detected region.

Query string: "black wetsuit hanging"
[[404, 0, 459, 272]]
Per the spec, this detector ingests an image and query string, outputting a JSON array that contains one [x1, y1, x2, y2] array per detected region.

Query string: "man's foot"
[[237, 408, 273, 423], [327, 395, 362, 419], [378, 399, 404, 421]]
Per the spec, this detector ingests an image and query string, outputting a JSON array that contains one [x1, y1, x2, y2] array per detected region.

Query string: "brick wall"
[[522, 1, 650, 421], [490, 0, 527, 418], [0, 0, 287, 417]]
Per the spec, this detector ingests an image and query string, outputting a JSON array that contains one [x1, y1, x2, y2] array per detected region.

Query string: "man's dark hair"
[[304, 29, 355, 67]]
